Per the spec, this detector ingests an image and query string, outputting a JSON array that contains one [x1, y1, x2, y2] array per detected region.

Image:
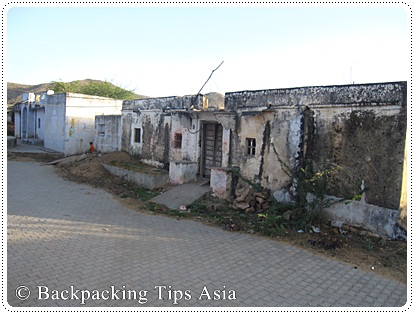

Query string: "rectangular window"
[[38, 118, 41, 129], [174, 133, 182, 149], [97, 123, 105, 137], [246, 138, 256, 156], [134, 128, 141, 143]]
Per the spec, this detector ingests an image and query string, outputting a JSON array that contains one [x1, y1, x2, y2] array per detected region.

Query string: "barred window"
[[134, 128, 141, 143], [246, 138, 256, 156]]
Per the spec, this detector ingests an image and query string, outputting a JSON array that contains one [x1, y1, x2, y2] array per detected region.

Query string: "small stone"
[[235, 196, 245, 203], [256, 192, 266, 198], [331, 219, 343, 228], [255, 196, 266, 205], [283, 210, 293, 220], [236, 202, 250, 210], [261, 203, 270, 210], [245, 207, 255, 214]]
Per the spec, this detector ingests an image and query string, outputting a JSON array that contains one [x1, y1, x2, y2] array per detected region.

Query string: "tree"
[[51, 80, 137, 100]]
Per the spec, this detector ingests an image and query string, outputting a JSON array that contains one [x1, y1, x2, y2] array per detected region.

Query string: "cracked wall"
[[225, 82, 407, 211]]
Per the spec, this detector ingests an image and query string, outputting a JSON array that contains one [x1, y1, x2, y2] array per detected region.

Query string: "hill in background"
[[7, 79, 147, 106], [7, 79, 224, 108], [7, 82, 54, 106]]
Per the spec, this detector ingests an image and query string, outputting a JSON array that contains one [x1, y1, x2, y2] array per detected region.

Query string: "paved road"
[[6, 161, 408, 308]]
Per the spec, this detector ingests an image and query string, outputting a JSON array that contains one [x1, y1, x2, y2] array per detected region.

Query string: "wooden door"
[[202, 123, 223, 177]]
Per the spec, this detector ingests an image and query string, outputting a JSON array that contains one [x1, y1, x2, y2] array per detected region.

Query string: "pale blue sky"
[[6, 5, 409, 97]]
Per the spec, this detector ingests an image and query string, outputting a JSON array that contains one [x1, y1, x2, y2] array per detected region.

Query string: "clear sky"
[[5, 4, 409, 97]]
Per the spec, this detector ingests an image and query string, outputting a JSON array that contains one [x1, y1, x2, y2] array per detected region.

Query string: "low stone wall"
[[169, 160, 198, 184], [101, 163, 169, 190], [323, 199, 406, 240]]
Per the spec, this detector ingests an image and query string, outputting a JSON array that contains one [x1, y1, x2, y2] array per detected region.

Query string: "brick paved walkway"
[[6, 161, 408, 307]]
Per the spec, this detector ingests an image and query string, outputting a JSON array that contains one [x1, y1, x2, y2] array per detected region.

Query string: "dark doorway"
[[201, 123, 223, 177]]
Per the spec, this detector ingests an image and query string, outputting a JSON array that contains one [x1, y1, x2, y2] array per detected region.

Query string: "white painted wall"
[[63, 93, 122, 156], [35, 108, 45, 140], [44, 98, 66, 153], [43, 93, 122, 155]]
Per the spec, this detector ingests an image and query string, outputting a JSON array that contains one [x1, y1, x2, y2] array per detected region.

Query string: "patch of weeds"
[[142, 202, 189, 218], [133, 187, 160, 201], [142, 202, 163, 212], [397, 250, 406, 257], [253, 210, 287, 237], [378, 237, 387, 247], [383, 258, 393, 268], [167, 209, 189, 218], [366, 238, 375, 251], [187, 199, 208, 212]]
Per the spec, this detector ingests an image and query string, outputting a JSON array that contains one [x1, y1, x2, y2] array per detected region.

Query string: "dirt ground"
[[12, 151, 407, 284]]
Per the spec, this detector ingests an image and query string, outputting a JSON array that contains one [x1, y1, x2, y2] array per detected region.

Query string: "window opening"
[[246, 138, 256, 156], [174, 133, 182, 149], [134, 128, 141, 143]]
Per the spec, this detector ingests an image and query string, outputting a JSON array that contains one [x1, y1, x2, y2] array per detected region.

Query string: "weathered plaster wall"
[[311, 103, 406, 209], [121, 95, 204, 169], [121, 110, 171, 168], [170, 112, 197, 162], [95, 115, 122, 152], [225, 82, 406, 211], [230, 109, 300, 193]]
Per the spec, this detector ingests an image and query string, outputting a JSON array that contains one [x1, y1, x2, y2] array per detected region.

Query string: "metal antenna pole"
[[196, 61, 224, 96]]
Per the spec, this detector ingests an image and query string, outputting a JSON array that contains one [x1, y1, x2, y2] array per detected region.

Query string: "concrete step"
[[150, 180, 211, 210]]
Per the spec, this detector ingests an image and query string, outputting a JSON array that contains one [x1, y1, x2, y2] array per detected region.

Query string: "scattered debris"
[[311, 226, 321, 233], [308, 239, 340, 250]]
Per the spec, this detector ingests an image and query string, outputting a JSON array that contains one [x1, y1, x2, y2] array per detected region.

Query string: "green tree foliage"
[[51, 80, 137, 100]]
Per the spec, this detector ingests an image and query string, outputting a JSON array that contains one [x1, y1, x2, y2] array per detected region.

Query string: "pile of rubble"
[[232, 180, 272, 214]]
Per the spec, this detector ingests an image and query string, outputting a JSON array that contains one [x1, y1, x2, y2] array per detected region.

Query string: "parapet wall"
[[123, 95, 205, 111], [225, 82, 406, 111]]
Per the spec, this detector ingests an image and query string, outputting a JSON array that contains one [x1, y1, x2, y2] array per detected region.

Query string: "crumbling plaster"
[[230, 111, 298, 191], [121, 95, 206, 170], [311, 104, 406, 209], [223, 82, 406, 238], [95, 115, 121, 153], [225, 82, 406, 210]]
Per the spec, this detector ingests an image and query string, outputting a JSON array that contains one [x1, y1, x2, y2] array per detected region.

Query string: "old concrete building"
[[14, 91, 122, 156], [97, 81, 406, 238], [119, 95, 234, 184], [224, 82, 407, 238]]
